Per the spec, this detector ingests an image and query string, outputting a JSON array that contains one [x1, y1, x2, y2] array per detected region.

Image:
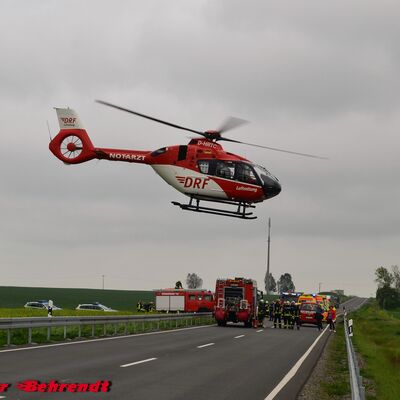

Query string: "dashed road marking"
[[256, 329, 264, 332], [234, 335, 245, 339], [197, 343, 215, 348], [120, 358, 157, 368]]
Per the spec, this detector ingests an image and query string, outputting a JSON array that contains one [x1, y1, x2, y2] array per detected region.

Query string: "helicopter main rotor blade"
[[96, 100, 207, 137], [217, 116, 248, 134], [218, 137, 328, 160]]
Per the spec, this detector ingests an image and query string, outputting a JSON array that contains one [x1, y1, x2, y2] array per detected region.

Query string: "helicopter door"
[[177, 145, 188, 161]]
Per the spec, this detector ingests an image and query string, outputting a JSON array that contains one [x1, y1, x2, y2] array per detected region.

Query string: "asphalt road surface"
[[0, 297, 367, 400]]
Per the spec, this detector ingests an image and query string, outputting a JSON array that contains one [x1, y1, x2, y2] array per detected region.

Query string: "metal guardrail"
[[0, 313, 213, 346], [344, 312, 365, 400]]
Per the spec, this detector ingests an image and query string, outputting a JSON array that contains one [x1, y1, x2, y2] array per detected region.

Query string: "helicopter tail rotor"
[[49, 108, 96, 164]]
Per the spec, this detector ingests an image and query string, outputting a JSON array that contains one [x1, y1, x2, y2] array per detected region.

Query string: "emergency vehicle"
[[214, 278, 259, 327], [154, 289, 214, 313], [298, 293, 317, 304]]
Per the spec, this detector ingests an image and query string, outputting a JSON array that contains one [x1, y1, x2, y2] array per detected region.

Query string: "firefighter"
[[269, 301, 274, 321], [289, 301, 296, 329], [265, 301, 270, 321], [273, 299, 282, 329], [292, 302, 301, 330], [282, 301, 292, 329], [136, 300, 144, 312], [257, 299, 266, 326]]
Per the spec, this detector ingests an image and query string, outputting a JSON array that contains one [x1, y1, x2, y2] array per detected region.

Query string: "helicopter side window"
[[215, 161, 235, 180], [236, 163, 258, 184], [198, 161, 210, 174]]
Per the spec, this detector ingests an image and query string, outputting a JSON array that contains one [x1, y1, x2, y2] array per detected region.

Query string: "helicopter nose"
[[263, 177, 281, 199]]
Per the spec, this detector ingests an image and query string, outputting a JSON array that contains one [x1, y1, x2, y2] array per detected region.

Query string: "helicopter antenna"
[[46, 120, 52, 141]]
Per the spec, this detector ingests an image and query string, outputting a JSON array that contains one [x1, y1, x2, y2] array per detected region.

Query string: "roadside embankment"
[[350, 301, 400, 400]]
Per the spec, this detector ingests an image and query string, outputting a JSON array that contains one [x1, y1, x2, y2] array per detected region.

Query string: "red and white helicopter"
[[49, 101, 326, 219]]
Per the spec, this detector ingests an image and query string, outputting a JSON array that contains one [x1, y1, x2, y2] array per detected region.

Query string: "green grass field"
[[0, 286, 154, 311], [351, 301, 400, 400]]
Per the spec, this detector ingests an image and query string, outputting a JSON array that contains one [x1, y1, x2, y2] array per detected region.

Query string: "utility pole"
[[266, 217, 271, 295], [102, 275, 105, 290], [318, 282, 322, 293]]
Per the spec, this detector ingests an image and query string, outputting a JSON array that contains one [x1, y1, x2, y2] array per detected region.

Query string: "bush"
[[376, 286, 400, 309]]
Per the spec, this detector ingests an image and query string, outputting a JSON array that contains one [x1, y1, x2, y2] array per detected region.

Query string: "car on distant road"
[[75, 302, 117, 312], [24, 300, 62, 310]]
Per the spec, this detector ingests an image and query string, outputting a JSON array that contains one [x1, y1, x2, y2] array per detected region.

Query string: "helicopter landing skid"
[[172, 197, 257, 220]]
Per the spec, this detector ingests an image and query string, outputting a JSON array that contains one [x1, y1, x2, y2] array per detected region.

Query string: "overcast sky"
[[1, 0, 399, 297]]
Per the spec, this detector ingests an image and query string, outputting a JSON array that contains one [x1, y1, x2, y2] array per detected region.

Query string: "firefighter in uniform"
[[269, 301, 274, 321], [257, 299, 266, 327], [282, 301, 292, 329], [265, 301, 270, 321], [273, 299, 282, 329], [290, 301, 301, 330]]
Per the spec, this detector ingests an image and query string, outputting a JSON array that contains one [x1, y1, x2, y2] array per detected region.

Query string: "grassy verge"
[[0, 308, 135, 318], [350, 302, 400, 400], [320, 321, 350, 397]]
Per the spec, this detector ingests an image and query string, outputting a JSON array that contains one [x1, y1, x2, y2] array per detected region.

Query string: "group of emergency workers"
[[258, 297, 337, 331], [258, 299, 301, 330]]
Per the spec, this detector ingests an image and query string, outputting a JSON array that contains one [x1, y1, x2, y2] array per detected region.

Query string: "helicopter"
[[49, 100, 326, 219]]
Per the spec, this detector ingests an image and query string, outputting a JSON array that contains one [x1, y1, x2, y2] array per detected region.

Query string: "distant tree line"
[[375, 265, 400, 309], [264, 271, 295, 294]]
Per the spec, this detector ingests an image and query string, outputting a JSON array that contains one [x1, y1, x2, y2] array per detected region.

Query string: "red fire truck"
[[154, 289, 214, 313], [214, 278, 259, 327]]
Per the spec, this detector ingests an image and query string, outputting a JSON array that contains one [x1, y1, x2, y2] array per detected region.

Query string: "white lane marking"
[[264, 325, 329, 400], [0, 324, 214, 354], [234, 334, 245, 339], [120, 357, 157, 368], [256, 329, 264, 332], [197, 343, 215, 348]]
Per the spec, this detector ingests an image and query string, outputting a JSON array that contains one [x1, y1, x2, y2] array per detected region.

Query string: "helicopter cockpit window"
[[151, 147, 167, 157], [236, 163, 258, 184], [215, 161, 235, 179], [253, 164, 278, 185]]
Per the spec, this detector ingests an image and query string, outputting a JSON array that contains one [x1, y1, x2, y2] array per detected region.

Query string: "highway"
[[0, 297, 366, 400]]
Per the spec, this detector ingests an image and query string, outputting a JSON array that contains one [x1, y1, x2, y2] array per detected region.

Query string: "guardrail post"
[[92, 324, 95, 337], [64, 325, 67, 339], [28, 327, 32, 344], [78, 325, 81, 338], [125, 322, 128, 334], [7, 329, 11, 346], [103, 323, 106, 336], [47, 327, 51, 341], [114, 324, 117, 336]]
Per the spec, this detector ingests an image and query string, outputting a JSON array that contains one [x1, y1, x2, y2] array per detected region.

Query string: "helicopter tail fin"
[[49, 108, 96, 164]]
